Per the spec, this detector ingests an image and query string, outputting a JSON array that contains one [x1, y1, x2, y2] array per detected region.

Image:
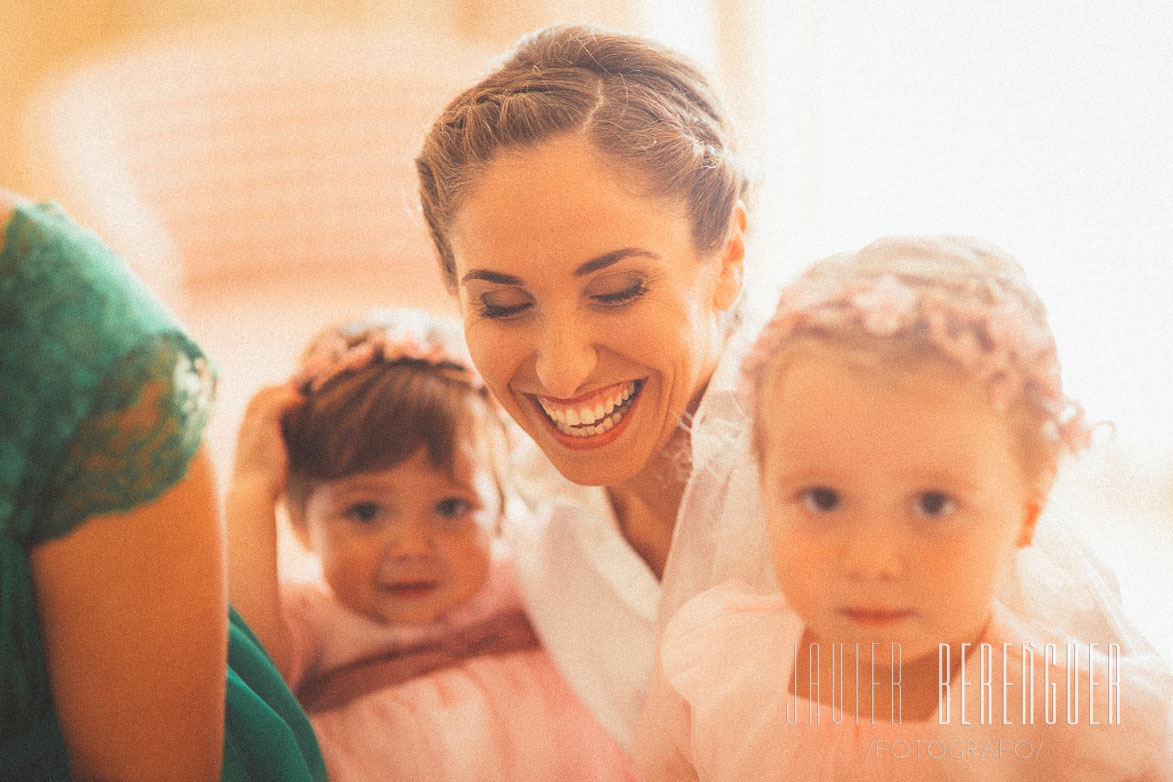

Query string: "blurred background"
[[4, 0, 1170, 655]]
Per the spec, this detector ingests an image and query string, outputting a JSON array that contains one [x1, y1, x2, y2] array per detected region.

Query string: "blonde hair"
[[742, 235, 1090, 493]]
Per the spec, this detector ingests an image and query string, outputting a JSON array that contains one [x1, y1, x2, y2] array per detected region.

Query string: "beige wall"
[[2, 0, 643, 201]]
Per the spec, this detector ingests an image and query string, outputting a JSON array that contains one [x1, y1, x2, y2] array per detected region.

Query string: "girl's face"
[[758, 350, 1039, 664], [299, 446, 499, 625], [447, 134, 744, 487]]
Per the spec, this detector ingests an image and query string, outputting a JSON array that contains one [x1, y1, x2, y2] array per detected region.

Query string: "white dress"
[[639, 580, 1173, 781]]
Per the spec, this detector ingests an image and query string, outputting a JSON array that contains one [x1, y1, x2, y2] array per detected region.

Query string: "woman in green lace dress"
[[0, 190, 326, 781]]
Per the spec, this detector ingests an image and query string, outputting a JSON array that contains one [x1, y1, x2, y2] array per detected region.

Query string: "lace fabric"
[[43, 337, 214, 540]]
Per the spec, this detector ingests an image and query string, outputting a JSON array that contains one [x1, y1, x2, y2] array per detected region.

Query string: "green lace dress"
[[0, 202, 327, 781]]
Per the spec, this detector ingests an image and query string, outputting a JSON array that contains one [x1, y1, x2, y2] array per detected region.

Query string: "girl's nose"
[[385, 521, 434, 560], [839, 525, 904, 581], [533, 317, 598, 400]]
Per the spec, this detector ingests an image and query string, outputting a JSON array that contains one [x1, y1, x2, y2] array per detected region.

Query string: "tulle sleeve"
[[637, 581, 790, 782]]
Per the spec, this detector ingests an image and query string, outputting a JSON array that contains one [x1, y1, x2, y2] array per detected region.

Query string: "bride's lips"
[[527, 379, 645, 450]]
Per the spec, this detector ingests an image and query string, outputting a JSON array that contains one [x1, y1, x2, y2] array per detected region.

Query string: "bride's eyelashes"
[[472, 273, 653, 320], [591, 279, 649, 307]]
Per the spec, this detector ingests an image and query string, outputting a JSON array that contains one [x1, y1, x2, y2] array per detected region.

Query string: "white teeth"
[[538, 398, 561, 423], [554, 412, 619, 437], [538, 381, 642, 438]]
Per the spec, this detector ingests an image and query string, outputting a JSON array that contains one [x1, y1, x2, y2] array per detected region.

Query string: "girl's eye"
[[434, 497, 473, 518], [591, 280, 648, 307], [477, 289, 532, 320], [912, 491, 956, 519], [344, 502, 383, 524], [799, 486, 840, 513]]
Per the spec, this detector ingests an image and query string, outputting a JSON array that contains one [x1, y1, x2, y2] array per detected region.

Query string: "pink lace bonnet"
[[291, 307, 485, 394], [738, 235, 1091, 455]]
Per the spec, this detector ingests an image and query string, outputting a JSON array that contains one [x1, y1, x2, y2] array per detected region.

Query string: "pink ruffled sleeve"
[[635, 580, 781, 781]]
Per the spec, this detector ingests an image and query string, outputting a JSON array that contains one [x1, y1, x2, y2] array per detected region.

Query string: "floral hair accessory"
[[292, 308, 485, 394], [739, 236, 1092, 455]]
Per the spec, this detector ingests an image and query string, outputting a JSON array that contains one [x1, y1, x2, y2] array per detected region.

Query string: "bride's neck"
[[606, 424, 693, 580]]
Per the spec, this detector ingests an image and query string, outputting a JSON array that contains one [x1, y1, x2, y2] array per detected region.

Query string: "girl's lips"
[[380, 582, 440, 600], [840, 608, 914, 628]]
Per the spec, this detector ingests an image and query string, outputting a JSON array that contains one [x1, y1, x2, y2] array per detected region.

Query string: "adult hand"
[[298, 609, 540, 712]]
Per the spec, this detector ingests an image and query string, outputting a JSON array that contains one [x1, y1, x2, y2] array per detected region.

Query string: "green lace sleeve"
[[0, 202, 216, 545], [43, 334, 215, 539]]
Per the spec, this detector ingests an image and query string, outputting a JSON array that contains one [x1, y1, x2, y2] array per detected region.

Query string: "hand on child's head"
[[232, 383, 305, 497], [280, 308, 508, 626]]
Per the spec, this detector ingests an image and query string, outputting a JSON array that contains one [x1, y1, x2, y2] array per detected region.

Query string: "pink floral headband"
[[292, 309, 485, 394], [739, 242, 1092, 454]]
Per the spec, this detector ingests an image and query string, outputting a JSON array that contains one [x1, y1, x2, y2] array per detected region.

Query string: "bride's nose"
[[533, 316, 598, 399]]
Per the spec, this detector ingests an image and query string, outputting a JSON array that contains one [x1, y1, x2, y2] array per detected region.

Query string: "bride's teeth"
[[540, 380, 642, 438]]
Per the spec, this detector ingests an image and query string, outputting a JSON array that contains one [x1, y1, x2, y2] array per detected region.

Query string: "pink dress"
[[637, 581, 1172, 782], [282, 552, 639, 782]]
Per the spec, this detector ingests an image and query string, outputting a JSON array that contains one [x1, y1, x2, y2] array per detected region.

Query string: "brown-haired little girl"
[[227, 308, 637, 781]]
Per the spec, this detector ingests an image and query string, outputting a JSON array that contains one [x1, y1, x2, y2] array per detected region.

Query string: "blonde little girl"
[[227, 308, 637, 782], [636, 236, 1172, 780]]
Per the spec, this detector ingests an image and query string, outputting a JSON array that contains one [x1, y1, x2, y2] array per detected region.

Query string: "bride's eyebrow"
[[459, 247, 660, 286], [574, 248, 659, 277], [460, 269, 524, 285]]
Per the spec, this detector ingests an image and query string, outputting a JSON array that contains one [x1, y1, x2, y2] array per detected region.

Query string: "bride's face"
[[448, 135, 744, 487], [758, 351, 1039, 664]]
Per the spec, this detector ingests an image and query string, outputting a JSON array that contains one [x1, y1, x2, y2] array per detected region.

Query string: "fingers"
[[244, 383, 305, 423], [232, 384, 306, 493]]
